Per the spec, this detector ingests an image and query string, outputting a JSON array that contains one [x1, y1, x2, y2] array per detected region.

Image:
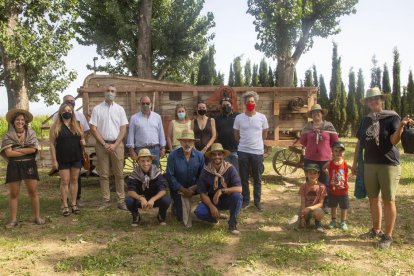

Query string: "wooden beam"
[[130, 91, 137, 114], [83, 92, 90, 118]]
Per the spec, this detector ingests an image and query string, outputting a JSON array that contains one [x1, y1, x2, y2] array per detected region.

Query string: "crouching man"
[[195, 143, 243, 235], [125, 148, 171, 226]]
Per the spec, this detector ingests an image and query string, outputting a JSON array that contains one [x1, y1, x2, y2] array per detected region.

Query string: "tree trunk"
[[0, 5, 29, 111], [276, 53, 295, 87], [136, 0, 153, 79]]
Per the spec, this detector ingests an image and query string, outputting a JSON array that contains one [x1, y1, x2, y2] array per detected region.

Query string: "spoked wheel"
[[272, 148, 301, 176], [124, 156, 138, 176]]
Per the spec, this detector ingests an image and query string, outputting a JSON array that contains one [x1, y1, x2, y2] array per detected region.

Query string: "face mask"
[[105, 92, 116, 101], [223, 106, 232, 114], [177, 112, 186, 120], [142, 104, 152, 112], [61, 112, 72, 120], [246, 102, 255, 112], [197, 109, 207, 116]]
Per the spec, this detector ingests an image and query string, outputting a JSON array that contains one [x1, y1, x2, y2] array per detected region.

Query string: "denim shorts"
[[58, 160, 82, 170]]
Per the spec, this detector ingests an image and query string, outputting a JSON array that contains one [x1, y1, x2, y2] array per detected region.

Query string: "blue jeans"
[[194, 192, 242, 227], [238, 151, 263, 205], [225, 151, 239, 172], [125, 195, 171, 220]]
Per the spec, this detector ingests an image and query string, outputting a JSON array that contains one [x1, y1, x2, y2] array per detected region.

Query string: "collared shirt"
[[166, 147, 205, 191], [126, 111, 166, 148], [215, 112, 240, 152], [53, 110, 90, 132], [233, 112, 269, 155], [89, 101, 128, 141], [197, 165, 241, 199]]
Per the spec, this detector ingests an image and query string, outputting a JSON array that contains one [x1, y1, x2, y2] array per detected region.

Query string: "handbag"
[[401, 124, 414, 154], [82, 147, 90, 171]]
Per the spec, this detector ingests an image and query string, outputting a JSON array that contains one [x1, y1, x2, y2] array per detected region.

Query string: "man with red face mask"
[[233, 91, 269, 211]]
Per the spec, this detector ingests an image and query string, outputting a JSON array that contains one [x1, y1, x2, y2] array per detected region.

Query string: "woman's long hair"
[[51, 103, 82, 138]]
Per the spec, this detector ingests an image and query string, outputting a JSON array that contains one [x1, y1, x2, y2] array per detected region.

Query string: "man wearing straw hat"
[[125, 148, 171, 226], [195, 143, 243, 235], [166, 129, 205, 227]]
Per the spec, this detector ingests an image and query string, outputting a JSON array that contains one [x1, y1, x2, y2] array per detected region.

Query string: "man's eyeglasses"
[[141, 102, 151, 105]]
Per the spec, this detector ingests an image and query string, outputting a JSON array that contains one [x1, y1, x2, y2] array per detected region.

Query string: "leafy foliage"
[[392, 48, 401, 114], [347, 68, 358, 135], [196, 46, 216, 85], [382, 63, 392, 110], [233, 56, 244, 86], [244, 59, 252, 86], [318, 74, 329, 109]]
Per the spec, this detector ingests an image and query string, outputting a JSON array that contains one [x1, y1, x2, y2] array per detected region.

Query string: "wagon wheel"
[[124, 156, 138, 176], [159, 151, 169, 173], [272, 148, 301, 176]]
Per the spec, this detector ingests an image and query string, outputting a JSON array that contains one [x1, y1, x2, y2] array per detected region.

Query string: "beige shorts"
[[364, 163, 400, 201]]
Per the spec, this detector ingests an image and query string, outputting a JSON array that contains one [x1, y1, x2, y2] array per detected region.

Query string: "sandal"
[[71, 205, 80, 214], [62, 207, 71, 217], [5, 221, 18, 229], [34, 217, 45, 225]]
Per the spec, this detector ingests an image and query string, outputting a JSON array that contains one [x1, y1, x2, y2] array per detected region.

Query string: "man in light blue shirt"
[[127, 96, 166, 166]]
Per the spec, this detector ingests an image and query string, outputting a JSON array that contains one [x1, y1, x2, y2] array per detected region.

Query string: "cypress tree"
[[274, 66, 279, 87], [312, 65, 319, 87], [407, 70, 414, 115], [329, 42, 339, 100], [318, 75, 329, 108], [196, 46, 216, 85], [392, 48, 401, 114], [258, 58, 269, 86], [401, 87, 408, 117], [370, 55, 381, 88], [228, 63, 235, 86], [214, 71, 224, 85], [382, 63, 392, 110], [268, 67, 275, 87], [252, 64, 259, 86], [304, 69, 313, 87], [347, 68, 358, 135], [233, 56, 244, 86], [356, 68, 365, 118], [244, 60, 252, 87], [339, 81, 348, 136], [293, 69, 298, 87]]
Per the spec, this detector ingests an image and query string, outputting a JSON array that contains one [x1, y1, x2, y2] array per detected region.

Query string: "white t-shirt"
[[89, 101, 128, 141], [233, 112, 269, 155]]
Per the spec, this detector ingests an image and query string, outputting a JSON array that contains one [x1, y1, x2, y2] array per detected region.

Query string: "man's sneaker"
[[98, 201, 111, 210], [360, 228, 384, 239], [131, 213, 141, 227], [378, 234, 393, 249], [328, 220, 337, 229], [241, 202, 250, 209], [229, 225, 240, 235], [117, 202, 128, 211], [315, 220, 324, 233], [157, 214, 167, 226], [339, 221, 348, 231], [254, 203, 263, 212]]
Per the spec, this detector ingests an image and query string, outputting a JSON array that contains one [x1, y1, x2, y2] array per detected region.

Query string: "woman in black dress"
[[50, 103, 85, 216], [1, 109, 45, 228], [193, 101, 216, 154]]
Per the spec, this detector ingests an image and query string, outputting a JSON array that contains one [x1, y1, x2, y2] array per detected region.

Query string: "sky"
[[1, 0, 413, 115]]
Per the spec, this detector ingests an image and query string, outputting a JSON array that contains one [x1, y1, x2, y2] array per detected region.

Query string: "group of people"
[[1, 85, 411, 246]]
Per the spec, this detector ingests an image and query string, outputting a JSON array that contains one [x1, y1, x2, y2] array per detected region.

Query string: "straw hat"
[[360, 87, 390, 104], [306, 104, 328, 118], [205, 143, 230, 159], [137, 148, 157, 160], [6, 109, 33, 124], [177, 129, 199, 141], [304, 163, 320, 172]]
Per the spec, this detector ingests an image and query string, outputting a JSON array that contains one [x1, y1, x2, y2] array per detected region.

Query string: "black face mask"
[[197, 109, 207, 116], [61, 112, 72, 120], [222, 106, 232, 114]]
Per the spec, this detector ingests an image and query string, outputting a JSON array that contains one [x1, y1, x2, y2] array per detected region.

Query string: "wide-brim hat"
[[205, 143, 231, 159], [6, 109, 33, 124], [137, 148, 157, 160], [307, 104, 328, 118], [360, 87, 391, 104], [304, 163, 320, 172], [177, 129, 199, 141]]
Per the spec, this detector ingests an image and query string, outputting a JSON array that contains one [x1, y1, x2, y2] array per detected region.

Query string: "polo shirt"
[[89, 101, 128, 141]]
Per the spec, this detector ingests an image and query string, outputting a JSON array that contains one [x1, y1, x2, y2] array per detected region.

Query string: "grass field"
[[0, 138, 413, 275]]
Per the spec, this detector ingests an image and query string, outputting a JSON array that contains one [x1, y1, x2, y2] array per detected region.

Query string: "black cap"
[[332, 141, 345, 150]]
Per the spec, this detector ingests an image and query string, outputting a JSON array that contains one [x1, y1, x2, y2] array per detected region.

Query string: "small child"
[[298, 163, 327, 232], [322, 141, 352, 231]]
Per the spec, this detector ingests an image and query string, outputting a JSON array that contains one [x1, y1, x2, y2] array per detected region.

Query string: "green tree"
[[407, 70, 414, 115], [233, 56, 244, 86], [252, 64, 259, 86], [401, 86, 408, 117], [214, 71, 224, 85], [369, 55, 382, 89], [258, 58, 269, 86], [228, 63, 235, 86], [76, 0, 214, 81], [196, 46, 216, 85], [329, 43, 339, 100], [382, 63, 392, 110], [392, 48, 401, 114], [247, 0, 357, 87], [356, 68, 366, 118], [244, 59, 252, 86], [312, 65, 319, 87], [329, 43, 346, 135], [347, 68, 358, 135], [293, 69, 298, 87], [318, 75, 329, 109], [1, 1, 78, 110], [304, 68, 313, 87], [268, 66, 275, 87]]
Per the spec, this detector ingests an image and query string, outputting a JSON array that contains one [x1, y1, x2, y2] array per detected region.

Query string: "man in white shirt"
[[89, 85, 129, 210], [234, 91, 268, 211], [127, 96, 166, 167]]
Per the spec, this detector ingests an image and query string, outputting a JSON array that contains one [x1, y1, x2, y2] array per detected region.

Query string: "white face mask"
[[105, 92, 116, 101]]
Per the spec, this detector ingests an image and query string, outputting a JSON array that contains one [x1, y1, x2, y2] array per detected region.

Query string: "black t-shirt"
[[357, 115, 400, 165], [127, 173, 166, 200], [215, 112, 240, 152]]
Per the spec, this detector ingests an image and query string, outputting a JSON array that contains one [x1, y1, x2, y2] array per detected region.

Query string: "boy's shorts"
[[327, 194, 349, 209]]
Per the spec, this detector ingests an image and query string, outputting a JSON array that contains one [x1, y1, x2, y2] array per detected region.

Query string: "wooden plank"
[[130, 91, 137, 114], [274, 115, 280, 142], [274, 93, 280, 115], [83, 92, 90, 118]]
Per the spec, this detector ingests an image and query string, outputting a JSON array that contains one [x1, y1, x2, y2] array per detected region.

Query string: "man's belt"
[[104, 140, 117, 144], [136, 144, 160, 149]]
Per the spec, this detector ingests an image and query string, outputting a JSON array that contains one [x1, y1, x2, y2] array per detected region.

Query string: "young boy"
[[322, 141, 351, 231], [299, 164, 327, 232]]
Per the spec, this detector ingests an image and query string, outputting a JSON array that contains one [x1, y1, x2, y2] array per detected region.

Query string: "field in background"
[[0, 115, 49, 139]]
